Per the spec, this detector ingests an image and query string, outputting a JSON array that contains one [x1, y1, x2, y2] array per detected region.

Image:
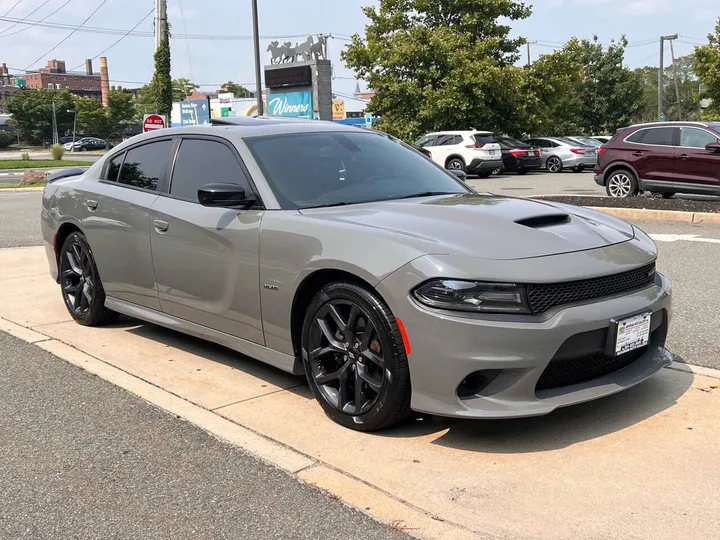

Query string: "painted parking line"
[[650, 234, 720, 244]]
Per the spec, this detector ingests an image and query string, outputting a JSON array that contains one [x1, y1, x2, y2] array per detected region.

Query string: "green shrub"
[[21, 152, 30, 161], [0, 131, 13, 148], [50, 144, 65, 160]]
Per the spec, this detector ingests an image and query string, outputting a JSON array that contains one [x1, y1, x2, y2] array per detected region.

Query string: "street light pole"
[[67, 109, 77, 152], [251, 0, 264, 116], [658, 34, 678, 121]]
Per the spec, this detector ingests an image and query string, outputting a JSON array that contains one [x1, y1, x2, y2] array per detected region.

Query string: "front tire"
[[59, 232, 117, 326], [301, 282, 412, 431], [661, 192, 676, 199], [605, 169, 639, 198]]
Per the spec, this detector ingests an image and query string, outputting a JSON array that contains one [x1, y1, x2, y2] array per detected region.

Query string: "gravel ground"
[[0, 332, 410, 540], [536, 195, 720, 213]]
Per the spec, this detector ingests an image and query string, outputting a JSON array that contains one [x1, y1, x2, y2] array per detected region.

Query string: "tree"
[[342, 0, 532, 140], [693, 19, 720, 115], [220, 81, 253, 98], [575, 36, 644, 134], [106, 90, 136, 137], [635, 55, 702, 122], [6, 88, 75, 143], [73, 96, 109, 138], [146, 22, 172, 115], [524, 39, 584, 136], [172, 78, 198, 101]]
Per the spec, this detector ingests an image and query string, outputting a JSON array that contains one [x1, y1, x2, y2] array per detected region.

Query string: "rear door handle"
[[153, 219, 169, 233], [632, 151, 644, 157], [678, 153, 689, 159], [85, 200, 98, 210]]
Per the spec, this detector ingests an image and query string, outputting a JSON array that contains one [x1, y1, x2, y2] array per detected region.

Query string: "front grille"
[[527, 262, 656, 315], [536, 347, 646, 392]]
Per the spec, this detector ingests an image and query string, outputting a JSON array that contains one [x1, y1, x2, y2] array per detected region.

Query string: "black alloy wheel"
[[302, 282, 411, 431], [59, 232, 117, 326]]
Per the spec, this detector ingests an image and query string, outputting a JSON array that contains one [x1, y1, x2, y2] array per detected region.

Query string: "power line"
[[0, 0, 24, 19], [177, 0, 194, 81], [68, 8, 155, 72], [0, 0, 71, 39], [0, 0, 49, 36], [23, 1, 111, 70]]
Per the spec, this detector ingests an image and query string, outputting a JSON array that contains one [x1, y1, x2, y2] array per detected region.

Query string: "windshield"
[[245, 131, 470, 209]]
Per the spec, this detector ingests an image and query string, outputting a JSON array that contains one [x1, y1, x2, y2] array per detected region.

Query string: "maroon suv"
[[594, 121, 720, 198]]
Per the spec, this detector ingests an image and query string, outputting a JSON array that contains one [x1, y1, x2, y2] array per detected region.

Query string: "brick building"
[[23, 59, 103, 100], [0, 63, 19, 112]]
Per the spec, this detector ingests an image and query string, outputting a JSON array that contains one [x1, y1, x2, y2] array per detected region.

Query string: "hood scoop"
[[515, 213, 571, 229]]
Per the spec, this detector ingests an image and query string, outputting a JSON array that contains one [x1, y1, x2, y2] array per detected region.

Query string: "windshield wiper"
[[392, 191, 459, 200], [303, 201, 352, 209]]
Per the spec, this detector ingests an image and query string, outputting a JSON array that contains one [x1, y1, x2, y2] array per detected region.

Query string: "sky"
[[1, 0, 718, 111]]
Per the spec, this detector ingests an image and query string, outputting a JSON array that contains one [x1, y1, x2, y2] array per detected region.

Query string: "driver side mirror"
[[198, 183, 254, 209], [449, 169, 467, 181], [705, 142, 720, 153]]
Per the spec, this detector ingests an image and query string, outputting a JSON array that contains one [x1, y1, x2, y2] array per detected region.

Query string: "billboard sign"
[[268, 90, 313, 118], [180, 98, 211, 126]]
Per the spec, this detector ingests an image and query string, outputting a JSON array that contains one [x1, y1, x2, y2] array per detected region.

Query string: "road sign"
[[180, 99, 211, 126], [364, 112, 374, 129], [332, 100, 346, 120], [142, 114, 166, 132]]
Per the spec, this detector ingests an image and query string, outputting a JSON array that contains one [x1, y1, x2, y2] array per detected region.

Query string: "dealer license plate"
[[614, 312, 651, 356]]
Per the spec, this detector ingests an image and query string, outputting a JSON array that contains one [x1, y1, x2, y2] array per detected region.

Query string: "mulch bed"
[[535, 195, 720, 214]]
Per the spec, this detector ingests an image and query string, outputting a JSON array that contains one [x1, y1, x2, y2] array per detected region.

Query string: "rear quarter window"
[[473, 133, 495, 145]]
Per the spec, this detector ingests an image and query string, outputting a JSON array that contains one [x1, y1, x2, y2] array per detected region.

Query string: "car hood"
[[298, 194, 635, 260]]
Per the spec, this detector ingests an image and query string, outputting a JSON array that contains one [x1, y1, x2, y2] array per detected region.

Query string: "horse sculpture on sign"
[[267, 35, 328, 64]]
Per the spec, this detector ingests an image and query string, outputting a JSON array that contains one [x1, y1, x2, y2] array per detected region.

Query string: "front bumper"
[[467, 158, 503, 173], [378, 248, 672, 419]]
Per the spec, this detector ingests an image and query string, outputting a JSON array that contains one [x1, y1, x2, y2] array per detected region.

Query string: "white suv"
[[414, 131, 503, 178]]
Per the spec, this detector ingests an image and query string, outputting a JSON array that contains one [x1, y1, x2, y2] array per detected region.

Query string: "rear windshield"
[[473, 133, 496, 144], [495, 136, 526, 147], [245, 131, 470, 210]]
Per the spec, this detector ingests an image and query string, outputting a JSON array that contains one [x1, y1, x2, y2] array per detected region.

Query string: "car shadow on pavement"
[[379, 361, 694, 453]]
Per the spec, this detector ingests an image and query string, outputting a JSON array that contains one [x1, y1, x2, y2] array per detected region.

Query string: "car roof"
[[627, 121, 713, 129], [428, 130, 492, 135]]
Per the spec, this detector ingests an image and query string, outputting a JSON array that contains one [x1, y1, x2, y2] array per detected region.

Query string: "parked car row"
[[414, 131, 604, 176], [61, 137, 108, 151]]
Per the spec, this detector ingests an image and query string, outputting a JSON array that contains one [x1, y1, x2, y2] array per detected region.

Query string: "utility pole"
[[658, 34, 678, 121], [154, 0, 167, 52], [526, 41, 536, 68], [251, 0, 264, 115], [669, 38, 682, 120], [51, 102, 58, 146]]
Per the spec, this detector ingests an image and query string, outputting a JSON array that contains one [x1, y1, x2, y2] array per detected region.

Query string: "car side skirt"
[[105, 297, 301, 375]]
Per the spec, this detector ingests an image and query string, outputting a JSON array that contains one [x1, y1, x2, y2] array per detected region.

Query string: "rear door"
[[82, 138, 174, 310], [149, 136, 265, 344], [624, 126, 676, 187], [425, 134, 458, 167], [675, 127, 720, 191]]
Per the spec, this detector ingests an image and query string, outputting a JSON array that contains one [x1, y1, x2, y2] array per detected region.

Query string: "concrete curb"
[[587, 206, 720, 224], [0, 186, 44, 192], [668, 360, 720, 380]]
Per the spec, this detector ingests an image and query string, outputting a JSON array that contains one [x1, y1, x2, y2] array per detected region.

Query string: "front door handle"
[[85, 199, 98, 210], [153, 219, 169, 233], [632, 151, 644, 157], [678, 153, 689, 160]]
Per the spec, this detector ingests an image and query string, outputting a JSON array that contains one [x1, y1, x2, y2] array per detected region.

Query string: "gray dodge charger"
[[40, 121, 673, 431]]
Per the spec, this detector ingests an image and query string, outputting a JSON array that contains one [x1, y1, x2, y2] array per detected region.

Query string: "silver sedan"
[[40, 121, 672, 431], [525, 136, 598, 173]]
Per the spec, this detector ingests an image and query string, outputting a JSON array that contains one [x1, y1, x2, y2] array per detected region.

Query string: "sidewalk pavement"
[[1, 246, 718, 540]]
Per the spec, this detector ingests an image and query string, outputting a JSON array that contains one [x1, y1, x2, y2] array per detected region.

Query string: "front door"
[[674, 127, 720, 190], [82, 138, 174, 311], [150, 136, 265, 345]]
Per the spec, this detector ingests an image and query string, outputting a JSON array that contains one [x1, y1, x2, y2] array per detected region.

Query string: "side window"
[[106, 152, 125, 182], [452, 135, 463, 145], [118, 140, 173, 191], [680, 128, 717, 148], [435, 135, 455, 146], [639, 127, 675, 146], [170, 139, 250, 202], [626, 130, 646, 143], [549, 140, 560, 148], [415, 135, 434, 148]]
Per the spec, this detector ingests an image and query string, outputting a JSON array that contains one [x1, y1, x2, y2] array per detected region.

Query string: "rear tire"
[[661, 192, 676, 199], [301, 282, 412, 432], [517, 168, 528, 175], [446, 157, 465, 173], [605, 169, 639, 198], [572, 166, 584, 173], [58, 232, 118, 326], [476, 171, 492, 179], [546, 156, 563, 173]]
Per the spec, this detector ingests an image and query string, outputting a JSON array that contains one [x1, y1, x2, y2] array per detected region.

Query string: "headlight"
[[413, 280, 530, 314]]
